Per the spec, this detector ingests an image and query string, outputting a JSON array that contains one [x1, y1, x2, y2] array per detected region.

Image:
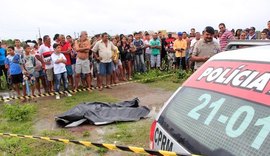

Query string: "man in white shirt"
[[38, 35, 54, 92], [143, 32, 151, 70], [92, 32, 117, 90], [190, 32, 201, 52]]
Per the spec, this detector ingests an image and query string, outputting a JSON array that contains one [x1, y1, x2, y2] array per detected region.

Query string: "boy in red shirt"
[[60, 35, 74, 89]]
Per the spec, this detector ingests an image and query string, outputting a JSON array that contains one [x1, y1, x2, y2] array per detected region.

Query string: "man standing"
[[14, 39, 23, 56], [143, 32, 151, 70], [190, 28, 196, 39], [133, 32, 145, 73], [149, 33, 161, 69], [158, 31, 166, 67], [190, 32, 201, 51], [246, 27, 257, 40], [92, 32, 117, 90], [60, 34, 74, 89], [74, 31, 91, 91], [165, 33, 176, 66], [191, 26, 221, 70], [219, 23, 234, 51], [0, 42, 8, 88], [38, 35, 54, 92], [173, 32, 187, 70]]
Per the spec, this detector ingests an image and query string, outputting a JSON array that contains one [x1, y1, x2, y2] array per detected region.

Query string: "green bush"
[[3, 104, 36, 121]]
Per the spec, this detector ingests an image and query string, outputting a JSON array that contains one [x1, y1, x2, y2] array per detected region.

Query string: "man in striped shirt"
[[219, 23, 234, 51]]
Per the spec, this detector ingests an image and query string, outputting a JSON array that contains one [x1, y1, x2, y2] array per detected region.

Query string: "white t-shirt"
[[51, 52, 67, 74], [38, 44, 54, 69], [144, 40, 151, 54]]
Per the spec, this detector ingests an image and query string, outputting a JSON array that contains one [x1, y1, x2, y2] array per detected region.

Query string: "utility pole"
[[38, 27, 41, 38]]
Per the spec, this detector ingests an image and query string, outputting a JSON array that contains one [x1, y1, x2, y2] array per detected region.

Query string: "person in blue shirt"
[[5, 46, 23, 96], [0, 42, 8, 89]]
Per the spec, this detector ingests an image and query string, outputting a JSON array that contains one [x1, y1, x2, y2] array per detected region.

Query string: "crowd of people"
[[0, 21, 269, 100]]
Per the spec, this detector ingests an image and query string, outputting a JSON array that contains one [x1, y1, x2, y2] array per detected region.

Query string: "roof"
[[210, 45, 270, 62], [226, 40, 270, 47]]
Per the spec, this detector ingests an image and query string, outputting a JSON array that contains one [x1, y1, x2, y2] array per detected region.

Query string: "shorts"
[[112, 59, 122, 71], [75, 58, 91, 74], [66, 65, 73, 76], [46, 68, 54, 81], [99, 62, 113, 76], [11, 73, 23, 84], [35, 70, 45, 78]]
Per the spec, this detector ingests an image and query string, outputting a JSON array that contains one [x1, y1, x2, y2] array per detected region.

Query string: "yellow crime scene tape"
[[0, 133, 199, 156], [0, 74, 173, 102]]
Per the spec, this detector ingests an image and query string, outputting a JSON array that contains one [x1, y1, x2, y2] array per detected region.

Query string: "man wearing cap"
[[173, 32, 187, 70], [191, 26, 221, 70]]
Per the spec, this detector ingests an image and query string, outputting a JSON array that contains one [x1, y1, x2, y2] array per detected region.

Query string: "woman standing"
[[119, 36, 133, 81]]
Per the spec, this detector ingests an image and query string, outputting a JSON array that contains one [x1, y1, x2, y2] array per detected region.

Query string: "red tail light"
[[149, 120, 157, 149]]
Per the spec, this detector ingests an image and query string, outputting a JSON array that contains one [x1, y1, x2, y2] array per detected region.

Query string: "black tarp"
[[55, 98, 150, 127]]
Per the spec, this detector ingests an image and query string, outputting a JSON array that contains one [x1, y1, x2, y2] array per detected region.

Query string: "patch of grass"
[[0, 137, 65, 156], [3, 103, 36, 121], [37, 91, 118, 117], [96, 147, 108, 155], [0, 120, 33, 135], [133, 69, 172, 83], [144, 70, 193, 91], [105, 119, 152, 148], [40, 129, 75, 140], [82, 131, 90, 137], [0, 104, 34, 134]]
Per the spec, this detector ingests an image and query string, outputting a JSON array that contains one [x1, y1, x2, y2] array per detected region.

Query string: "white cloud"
[[0, 0, 269, 40]]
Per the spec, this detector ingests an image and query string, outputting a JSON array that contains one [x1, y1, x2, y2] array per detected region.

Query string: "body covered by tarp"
[[55, 98, 150, 127]]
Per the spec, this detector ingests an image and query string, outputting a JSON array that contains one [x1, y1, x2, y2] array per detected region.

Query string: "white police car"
[[150, 45, 270, 156]]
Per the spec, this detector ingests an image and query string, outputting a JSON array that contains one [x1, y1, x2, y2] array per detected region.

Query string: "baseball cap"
[[177, 32, 183, 36]]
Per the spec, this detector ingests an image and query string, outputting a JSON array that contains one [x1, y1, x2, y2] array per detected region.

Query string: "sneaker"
[[66, 93, 72, 97], [56, 95, 60, 100]]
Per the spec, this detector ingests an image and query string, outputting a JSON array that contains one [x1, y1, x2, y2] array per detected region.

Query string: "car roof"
[[227, 40, 270, 45], [210, 45, 270, 62]]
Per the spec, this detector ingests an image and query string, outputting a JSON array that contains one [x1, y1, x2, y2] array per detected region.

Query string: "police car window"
[[228, 45, 254, 51], [160, 87, 270, 156]]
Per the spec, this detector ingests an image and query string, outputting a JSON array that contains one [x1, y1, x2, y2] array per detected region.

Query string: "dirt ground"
[[1, 81, 178, 156], [63, 82, 176, 156]]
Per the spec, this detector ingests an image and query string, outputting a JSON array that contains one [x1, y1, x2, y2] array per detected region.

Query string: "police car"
[[150, 45, 270, 156]]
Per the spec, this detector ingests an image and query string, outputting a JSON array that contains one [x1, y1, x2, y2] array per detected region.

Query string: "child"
[[51, 43, 72, 99], [5, 46, 23, 97], [21, 44, 36, 97]]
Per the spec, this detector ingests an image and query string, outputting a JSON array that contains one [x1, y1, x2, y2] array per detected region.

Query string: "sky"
[[0, 0, 269, 40]]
